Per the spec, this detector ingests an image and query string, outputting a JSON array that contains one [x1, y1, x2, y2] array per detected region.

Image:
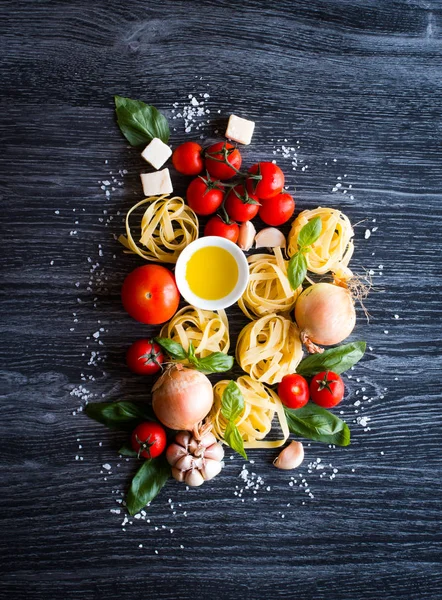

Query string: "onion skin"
[[294, 283, 356, 347], [152, 364, 214, 430]]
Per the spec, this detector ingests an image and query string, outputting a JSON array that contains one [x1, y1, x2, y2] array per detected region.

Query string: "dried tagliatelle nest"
[[236, 314, 303, 384], [160, 305, 230, 359], [119, 194, 199, 263], [288, 207, 354, 280], [238, 247, 301, 320]]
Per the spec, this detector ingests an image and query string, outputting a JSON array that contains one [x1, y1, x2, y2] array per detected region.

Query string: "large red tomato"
[[121, 265, 180, 325], [246, 162, 285, 199], [204, 142, 242, 180]]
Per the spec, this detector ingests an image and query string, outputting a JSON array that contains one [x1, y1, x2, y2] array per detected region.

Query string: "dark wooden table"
[[1, 1, 441, 598]]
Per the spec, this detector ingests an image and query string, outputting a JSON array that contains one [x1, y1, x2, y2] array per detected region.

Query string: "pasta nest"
[[238, 247, 301, 320], [160, 305, 230, 359], [119, 194, 198, 264], [287, 207, 354, 280], [236, 314, 303, 385], [210, 376, 289, 449]]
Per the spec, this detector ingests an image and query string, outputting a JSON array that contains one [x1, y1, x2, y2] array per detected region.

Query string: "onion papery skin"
[[152, 365, 214, 430], [294, 282, 356, 346]]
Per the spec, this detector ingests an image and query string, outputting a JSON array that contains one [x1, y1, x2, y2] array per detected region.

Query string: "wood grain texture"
[[1, 0, 442, 598]]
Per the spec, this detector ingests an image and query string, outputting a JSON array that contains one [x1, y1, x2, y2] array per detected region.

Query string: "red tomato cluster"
[[278, 371, 345, 410]]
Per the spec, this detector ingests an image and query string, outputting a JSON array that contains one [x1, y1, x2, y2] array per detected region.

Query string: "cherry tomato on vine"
[[204, 141, 242, 180], [131, 422, 167, 459], [246, 162, 285, 200], [259, 192, 295, 226], [278, 374, 310, 409], [224, 184, 260, 222], [310, 371, 345, 408], [204, 215, 239, 243], [172, 141, 203, 175], [121, 265, 180, 325], [186, 173, 224, 216], [126, 339, 164, 375]]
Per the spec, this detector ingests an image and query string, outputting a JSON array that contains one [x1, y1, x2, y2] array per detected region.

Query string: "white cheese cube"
[[140, 168, 173, 196], [141, 137, 172, 170], [225, 114, 255, 145]]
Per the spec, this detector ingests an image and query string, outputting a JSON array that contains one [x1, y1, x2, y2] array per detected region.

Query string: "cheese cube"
[[225, 114, 255, 145], [140, 168, 173, 196], [141, 137, 172, 170]]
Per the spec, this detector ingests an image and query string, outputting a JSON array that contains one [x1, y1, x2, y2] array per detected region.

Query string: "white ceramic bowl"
[[175, 236, 249, 310]]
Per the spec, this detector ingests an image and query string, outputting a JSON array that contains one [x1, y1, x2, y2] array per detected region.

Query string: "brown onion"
[[152, 364, 213, 430]]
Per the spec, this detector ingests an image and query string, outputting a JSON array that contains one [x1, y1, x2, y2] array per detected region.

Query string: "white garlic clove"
[[204, 442, 225, 462], [172, 467, 185, 482], [237, 220, 256, 251], [199, 432, 217, 448], [166, 443, 188, 467], [174, 431, 191, 449], [273, 441, 304, 470], [175, 454, 194, 472], [192, 457, 204, 470], [255, 227, 286, 249], [185, 469, 205, 487], [200, 458, 223, 481]]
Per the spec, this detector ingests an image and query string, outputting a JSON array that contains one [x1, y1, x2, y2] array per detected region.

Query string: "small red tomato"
[[205, 141, 242, 180], [310, 371, 345, 408], [278, 374, 310, 409], [204, 215, 239, 243], [259, 192, 295, 226], [224, 184, 260, 223], [246, 162, 285, 200], [186, 174, 224, 216], [121, 265, 180, 325], [131, 422, 167, 459], [172, 141, 203, 175], [126, 339, 164, 375]]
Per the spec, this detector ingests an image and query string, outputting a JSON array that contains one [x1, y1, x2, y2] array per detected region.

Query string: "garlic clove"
[[200, 458, 223, 481], [185, 469, 205, 487], [172, 467, 185, 482], [204, 442, 225, 462], [255, 227, 286, 249], [199, 432, 217, 448], [237, 220, 256, 251], [273, 441, 304, 470], [188, 439, 199, 454], [175, 454, 194, 472], [175, 431, 191, 449], [166, 443, 188, 467]]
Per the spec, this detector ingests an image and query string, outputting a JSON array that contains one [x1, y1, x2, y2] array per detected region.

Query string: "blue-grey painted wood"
[[1, 1, 441, 599]]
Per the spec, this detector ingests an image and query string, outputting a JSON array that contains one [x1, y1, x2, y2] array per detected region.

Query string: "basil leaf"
[[284, 404, 350, 446], [119, 444, 138, 457], [297, 216, 322, 249], [114, 96, 170, 146], [85, 401, 155, 430], [154, 337, 187, 360], [224, 422, 248, 460], [296, 341, 366, 377], [221, 381, 245, 422], [126, 457, 171, 515], [193, 352, 234, 374], [287, 251, 307, 290]]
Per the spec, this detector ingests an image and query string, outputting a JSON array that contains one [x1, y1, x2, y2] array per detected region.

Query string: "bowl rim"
[[175, 236, 249, 310]]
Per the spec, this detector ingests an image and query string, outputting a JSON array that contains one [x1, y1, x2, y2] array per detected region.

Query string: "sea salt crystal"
[[364, 229, 371, 240], [102, 463, 111, 471]]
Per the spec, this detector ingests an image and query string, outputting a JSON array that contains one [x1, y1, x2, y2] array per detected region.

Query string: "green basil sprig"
[[155, 337, 234, 374], [85, 401, 155, 430], [221, 381, 248, 459], [296, 341, 366, 377], [284, 404, 350, 446], [126, 457, 171, 516], [287, 216, 322, 290], [114, 95, 170, 146]]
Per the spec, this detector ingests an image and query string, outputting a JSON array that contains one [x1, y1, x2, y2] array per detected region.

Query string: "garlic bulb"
[[166, 424, 224, 487]]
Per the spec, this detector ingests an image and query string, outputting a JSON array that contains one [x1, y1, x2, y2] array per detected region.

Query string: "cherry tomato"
[[126, 339, 164, 375], [310, 371, 345, 408], [131, 422, 167, 459], [204, 141, 242, 180], [121, 265, 180, 325], [278, 374, 310, 409], [204, 215, 239, 243], [224, 184, 260, 223], [259, 192, 295, 226], [246, 162, 285, 200], [186, 174, 224, 216], [172, 141, 203, 175]]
